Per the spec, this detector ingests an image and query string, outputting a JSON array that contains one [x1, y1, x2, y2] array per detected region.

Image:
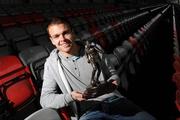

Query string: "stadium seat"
[[25, 23, 54, 52], [0, 55, 38, 119], [113, 46, 129, 90], [0, 32, 14, 56], [0, 16, 16, 27], [3, 26, 34, 52], [173, 60, 180, 73], [14, 14, 32, 24], [18, 46, 71, 120], [24, 108, 62, 120], [18, 45, 49, 90], [128, 36, 141, 65], [176, 90, 180, 112], [88, 24, 109, 50], [25, 23, 46, 37], [106, 53, 120, 70], [122, 40, 135, 75], [29, 13, 45, 23], [42, 10, 64, 21]]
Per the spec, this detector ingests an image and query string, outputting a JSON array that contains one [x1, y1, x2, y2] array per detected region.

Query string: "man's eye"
[[51, 35, 59, 39], [63, 31, 71, 35]]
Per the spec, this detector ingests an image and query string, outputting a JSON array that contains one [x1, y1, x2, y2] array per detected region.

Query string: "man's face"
[[48, 23, 76, 54]]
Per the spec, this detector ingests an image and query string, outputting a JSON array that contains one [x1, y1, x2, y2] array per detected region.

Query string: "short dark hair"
[[47, 17, 72, 35]]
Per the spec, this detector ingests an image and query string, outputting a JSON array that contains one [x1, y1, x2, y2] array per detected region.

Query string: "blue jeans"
[[79, 110, 156, 120], [79, 97, 156, 120]]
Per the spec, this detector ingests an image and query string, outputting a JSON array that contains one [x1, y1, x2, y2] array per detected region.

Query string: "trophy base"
[[82, 81, 117, 99]]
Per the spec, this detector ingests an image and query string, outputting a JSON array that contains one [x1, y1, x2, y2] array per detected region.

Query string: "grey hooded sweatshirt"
[[40, 48, 123, 118]]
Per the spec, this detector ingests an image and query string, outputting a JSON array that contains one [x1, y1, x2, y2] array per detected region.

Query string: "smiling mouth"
[[60, 43, 71, 47]]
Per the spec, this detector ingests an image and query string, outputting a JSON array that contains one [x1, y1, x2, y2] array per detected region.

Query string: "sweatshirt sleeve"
[[40, 60, 74, 109]]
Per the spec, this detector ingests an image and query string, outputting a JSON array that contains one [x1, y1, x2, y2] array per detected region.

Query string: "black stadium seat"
[[0, 32, 14, 56], [24, 23, 55, 52], [18, 45, 49, 90], [3, 26, 35, 52]]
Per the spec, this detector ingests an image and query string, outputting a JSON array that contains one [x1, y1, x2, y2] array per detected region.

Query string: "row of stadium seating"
[[172, 4, 180, 120], [0, 4, 165, 57]]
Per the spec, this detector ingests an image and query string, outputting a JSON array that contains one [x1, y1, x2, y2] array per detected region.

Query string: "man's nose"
[[59, 34, 66, 41]]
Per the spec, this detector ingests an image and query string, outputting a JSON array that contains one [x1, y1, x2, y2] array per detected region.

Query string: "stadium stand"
[[0, 1, 178, 119]]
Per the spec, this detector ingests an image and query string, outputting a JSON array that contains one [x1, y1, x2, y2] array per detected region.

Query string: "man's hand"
[[82, 80, 118, 99], [110, 79, 118, 86], [71, 91, 86, 101]]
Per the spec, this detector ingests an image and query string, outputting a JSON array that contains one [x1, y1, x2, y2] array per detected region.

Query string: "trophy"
[[82, 40, 117, 99]]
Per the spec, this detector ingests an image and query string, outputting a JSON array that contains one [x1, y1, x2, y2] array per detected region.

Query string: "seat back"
[[29, 58, 46, 90], [24, 24, 55, 52], [0, 55, 37, 110], [18, 46, 49, 90], [18, 46, 71, 120], [0, 32, 14, 56], [3, 26, 34, 52], [106, 53, 120, 69], [18, 45, 49, 66], [25, 108, 62, 120]]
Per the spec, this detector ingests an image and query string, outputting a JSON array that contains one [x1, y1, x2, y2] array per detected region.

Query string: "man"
[[40, 17, 156, 120]]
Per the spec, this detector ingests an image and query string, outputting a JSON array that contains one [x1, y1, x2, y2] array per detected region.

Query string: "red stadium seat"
[[89, 24, 109, 50], [0, 16, 16, 27], [176, 90, 180, 112], [0, 55, 38, 120], [174, 55, 180, 64], [29, 13, 45, 23], [173, 60, 180, 73], [14, 14, 32, 24], [0, 55, 37, 109]]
